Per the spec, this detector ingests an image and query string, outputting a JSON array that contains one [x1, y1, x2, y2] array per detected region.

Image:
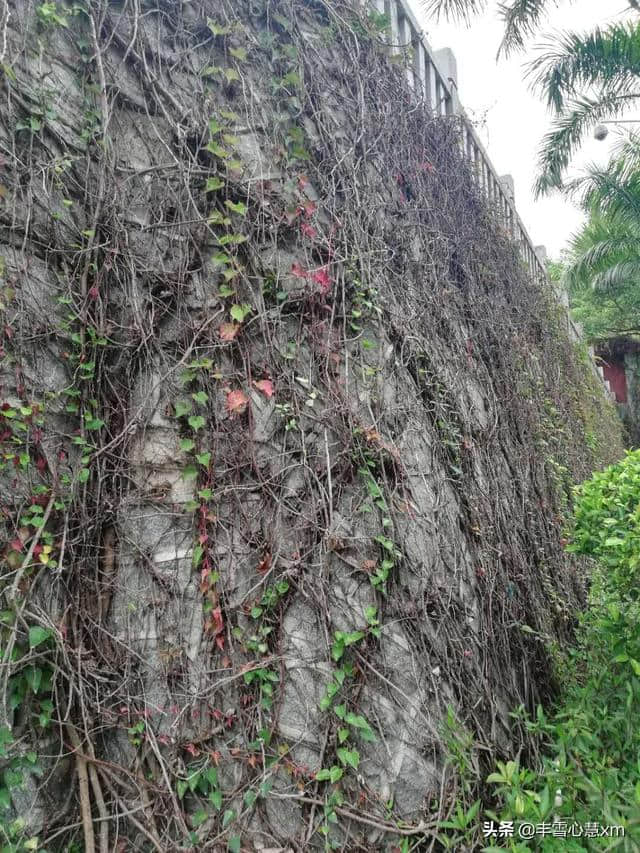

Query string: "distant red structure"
[[601, 357, 628, 404]]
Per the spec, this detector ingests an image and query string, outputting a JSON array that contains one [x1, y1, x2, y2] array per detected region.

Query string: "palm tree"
[[423, 0, 640, 195], [562, 140, 640, 338]]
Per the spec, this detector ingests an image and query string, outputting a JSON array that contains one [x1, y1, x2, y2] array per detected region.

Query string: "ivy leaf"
[[174, 400, 192, 418], [337, 747, 360, 770], [206, 142, 229, 159], [230, 47, 247, 61], [192, 391, 209, 405], [222, 809, 236, 828], [226, 390, 249, 416], [180, 438, 196, 452], [188, 415, 206, 431], [196, 451, 211, 467], [28, 626, 51, 648], [218, 233, 246, 246], [206, 177, 225, 192], [219, 323, 240, 341], [329, 766, 343, 783], [192, 809, 207, 828], [207, 19, 231, 36], [253, 379, 274, 398], [230, 304, 251, 323], [243, 789, 257, 808], [225, 200, 247, 216]]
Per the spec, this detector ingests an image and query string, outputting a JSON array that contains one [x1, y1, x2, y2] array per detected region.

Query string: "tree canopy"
[[424, 0, 640, 194]]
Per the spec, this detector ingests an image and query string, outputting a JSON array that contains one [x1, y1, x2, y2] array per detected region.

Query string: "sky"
[[404, 0, 635, 258]]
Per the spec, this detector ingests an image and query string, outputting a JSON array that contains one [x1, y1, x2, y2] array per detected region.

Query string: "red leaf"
[[88, 286, 99, 300], [198, 533, 209, 545], [35, 457, 47, 472], [301, 200, 316, 217], [211, 606, 224, 635], [184, 742, 200, 757], [312, 267, 331, 293], [300, 222, 317, 239], [291, 262, 309, 279], [219, 322, 240, 341], [226, 389, 249, 416], [298, 175, 308, 189], [253, 379, 274, 398], [8, 539, 22, 553], [257, 552, 272, 575]]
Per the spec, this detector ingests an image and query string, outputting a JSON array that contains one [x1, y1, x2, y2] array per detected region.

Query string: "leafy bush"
[[567, 448, 640, 595], [440, 451, 640, 850]]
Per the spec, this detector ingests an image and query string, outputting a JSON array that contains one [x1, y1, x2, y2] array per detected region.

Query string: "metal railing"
[[366, 0, 612, 393]]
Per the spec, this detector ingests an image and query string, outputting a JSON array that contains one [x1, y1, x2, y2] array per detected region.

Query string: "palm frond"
[[497, 0, 555, 57], [534, 91, 638, 196], [566, 235, 640, 288], [591, 260, 640, 290], [527, 22, 640, 112], [421, 0, 488, 23]]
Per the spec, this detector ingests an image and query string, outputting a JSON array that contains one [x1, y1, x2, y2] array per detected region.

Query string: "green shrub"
[[440, 452, 640, 850], [568, 448, 640, 596]]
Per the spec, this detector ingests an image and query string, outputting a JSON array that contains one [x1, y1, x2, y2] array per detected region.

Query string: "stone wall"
[[0, 0, 623, 849]]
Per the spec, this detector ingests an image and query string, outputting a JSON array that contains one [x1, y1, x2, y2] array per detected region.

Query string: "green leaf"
[[182, 464, 199, 481], [338, 727, 349, 744], [192, 391, 209, 405], [177, 780, 188, 799], [225, 200, 247, 216], [196, 451, 211, 467], [228, 837, 241, 853], [192, 809, 207, 828], [28, 626, 51, 648], [180, 438, 196, 452], [336, 747, 359, 770], [174, 400, 192, 418], [230, 304, 250, 323], [222, 808, 236, 828], [0, 788, 10, 809], [206, 177, 225, 192], [329, 766, 343, 783], [230, 47, 247, 61], [243, 789, 257, 808], [188, 415, 206, 431], [218, 233, 246, 246], [209, 788, 222, 810]]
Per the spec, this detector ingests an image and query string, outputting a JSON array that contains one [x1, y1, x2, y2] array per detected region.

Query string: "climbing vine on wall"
[[0, 0, 623, 850]]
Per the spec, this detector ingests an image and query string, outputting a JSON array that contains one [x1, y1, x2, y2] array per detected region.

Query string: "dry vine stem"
[[0, 0, 623, 849]]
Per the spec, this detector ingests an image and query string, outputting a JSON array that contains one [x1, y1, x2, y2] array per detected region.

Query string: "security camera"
[[594, 124, 609, 141]]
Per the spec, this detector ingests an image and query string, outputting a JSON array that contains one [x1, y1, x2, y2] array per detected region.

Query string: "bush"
[[568, 448, 640, 596], [442, 451, 640, 850]]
